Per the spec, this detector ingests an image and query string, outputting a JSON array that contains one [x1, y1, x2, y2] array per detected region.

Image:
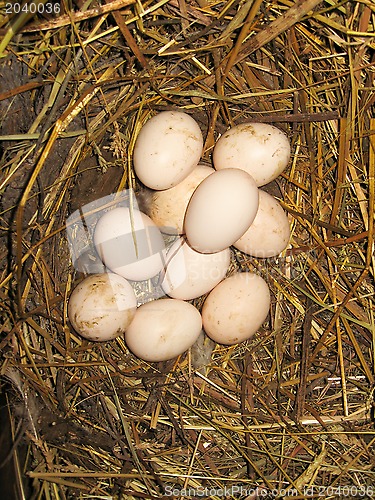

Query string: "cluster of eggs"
[[68, 111, 291, 362]]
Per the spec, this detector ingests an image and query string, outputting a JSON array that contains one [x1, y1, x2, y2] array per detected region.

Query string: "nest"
[[0, 0, 374, 498]]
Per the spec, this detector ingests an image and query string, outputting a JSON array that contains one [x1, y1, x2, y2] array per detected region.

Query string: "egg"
[[202, 272, 270, 345], [161, 237, 230, 300], [133, 111, 204, 190], [94, 207, 165, 281], [125, 298, 202, 361], [184, 168, 259, 253], [234, 190, 290, 257], [213, 122, 291, 186], [147, 164, 215, 234], [68, 273, 137, 341]]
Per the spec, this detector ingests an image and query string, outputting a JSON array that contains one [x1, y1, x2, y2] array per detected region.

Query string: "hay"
[[0, 0, 374, 498]]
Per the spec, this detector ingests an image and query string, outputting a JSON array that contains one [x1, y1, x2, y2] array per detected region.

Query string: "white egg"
[[148, 164, 214, 234], [184, 168, 259, 253], [68, 273, 137, 341], [234, 190, 290, 257], [202, 272, 270, 345], [133, 111, 204, 190], [213, 122, 291, 186], [125, 298, 202, 362], [161, 237, 230, 300], [94, 207, 165, 281]]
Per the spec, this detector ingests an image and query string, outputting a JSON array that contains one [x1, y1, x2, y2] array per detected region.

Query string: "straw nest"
[[0, 1, 374, 498]]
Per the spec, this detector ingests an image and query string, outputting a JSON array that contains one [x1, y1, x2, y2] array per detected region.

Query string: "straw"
[[0, 0, 374, 497]]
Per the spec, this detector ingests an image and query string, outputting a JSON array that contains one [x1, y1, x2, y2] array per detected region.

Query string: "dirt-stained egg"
[[161, 237, 230, 300], [234, 190, 290, 257], [133, 111, 204, 190], [184, 168, 259, 253], [202, 272, 270, 345], [94, 207, 165, 281], [125, 298, 202, 361], [147, 164, 215, 234], [213, 122, 291, 186], [68, 273, 137, 341]]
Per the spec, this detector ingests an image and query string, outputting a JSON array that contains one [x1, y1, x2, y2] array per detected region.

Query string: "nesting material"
[[0, 0, 374, 498]]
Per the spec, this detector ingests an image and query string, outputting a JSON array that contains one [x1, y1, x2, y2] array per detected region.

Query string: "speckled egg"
[[68, 273, 137, 341], [133, 111, 204, 190], [213, 122, 291, 186], [125, 298, 202, 361]]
